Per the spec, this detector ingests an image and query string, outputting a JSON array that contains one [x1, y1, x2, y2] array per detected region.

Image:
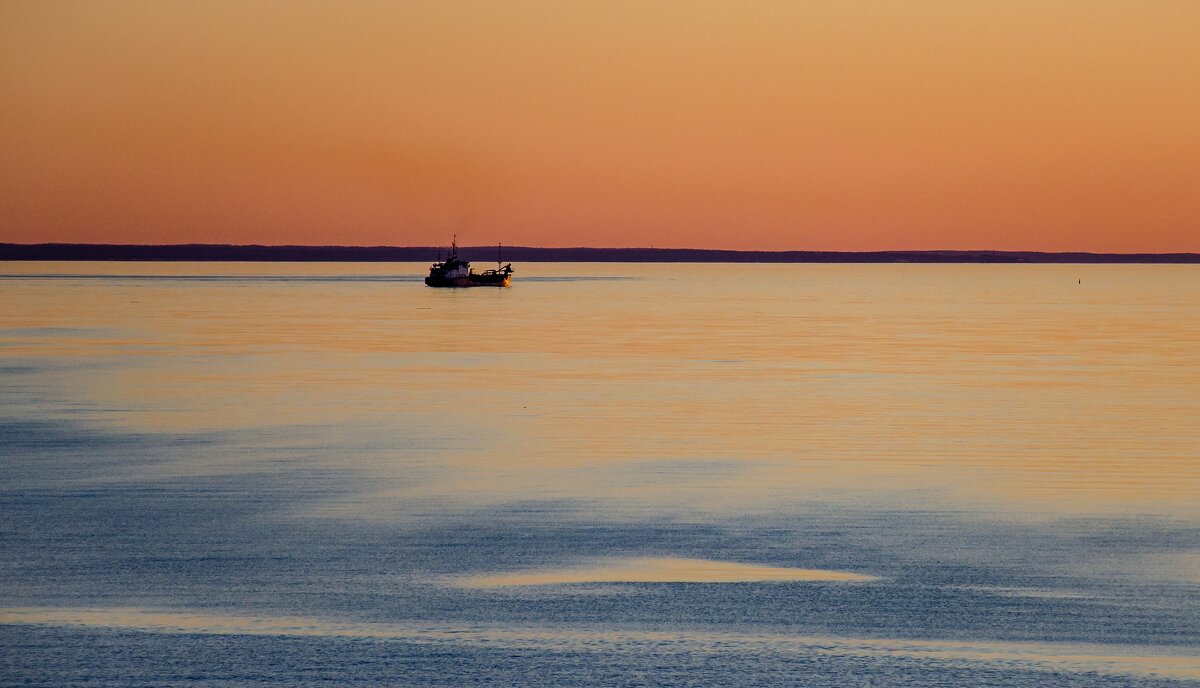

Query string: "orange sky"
[[1, 0, 1197, 251]]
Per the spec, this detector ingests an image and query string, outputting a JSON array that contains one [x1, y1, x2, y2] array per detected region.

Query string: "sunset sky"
[[2, 1, 1197, 251]]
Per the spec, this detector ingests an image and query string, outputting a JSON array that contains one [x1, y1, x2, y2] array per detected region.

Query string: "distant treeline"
[[2, 243, 1198, 263]]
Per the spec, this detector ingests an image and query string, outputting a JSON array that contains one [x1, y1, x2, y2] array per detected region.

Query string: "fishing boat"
[[425, 238, 513, 288]]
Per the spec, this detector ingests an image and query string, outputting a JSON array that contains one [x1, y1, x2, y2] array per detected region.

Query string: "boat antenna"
[[498, 242, 502, 271]]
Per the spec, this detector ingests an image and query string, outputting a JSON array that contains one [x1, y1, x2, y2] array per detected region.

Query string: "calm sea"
[[2, 262, 1198, 686]]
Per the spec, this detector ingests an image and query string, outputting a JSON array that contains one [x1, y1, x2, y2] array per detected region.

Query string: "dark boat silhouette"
[[425, 238, 513, 288]]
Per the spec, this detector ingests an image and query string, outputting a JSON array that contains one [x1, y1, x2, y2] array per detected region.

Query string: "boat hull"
[[424, 274, 511, 288]]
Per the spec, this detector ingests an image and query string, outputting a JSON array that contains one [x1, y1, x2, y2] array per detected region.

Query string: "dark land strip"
[[2, 243, 1198, 263]]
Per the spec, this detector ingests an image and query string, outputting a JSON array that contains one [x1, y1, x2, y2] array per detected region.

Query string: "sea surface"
[[2, 261, 1198, 687]]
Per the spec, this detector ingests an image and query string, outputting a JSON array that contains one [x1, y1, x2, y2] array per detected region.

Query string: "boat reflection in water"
[[425, 238, 513, 288]]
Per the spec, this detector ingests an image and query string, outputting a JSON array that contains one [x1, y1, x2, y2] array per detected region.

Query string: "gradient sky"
[[2, 1, 1197, 250]]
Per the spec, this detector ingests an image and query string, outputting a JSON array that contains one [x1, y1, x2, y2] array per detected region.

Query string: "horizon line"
[[2, 243, 1198, 264], [4, 241, 1200, 254]]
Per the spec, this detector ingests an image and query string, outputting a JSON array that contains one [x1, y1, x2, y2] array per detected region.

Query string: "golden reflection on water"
[[2, 262, 1199, 519], [1, 606, 1197, 681], [454, 557, 879, 586]]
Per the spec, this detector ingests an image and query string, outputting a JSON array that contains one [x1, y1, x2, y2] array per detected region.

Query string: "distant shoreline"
[[2, 243, 1198, 263]]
